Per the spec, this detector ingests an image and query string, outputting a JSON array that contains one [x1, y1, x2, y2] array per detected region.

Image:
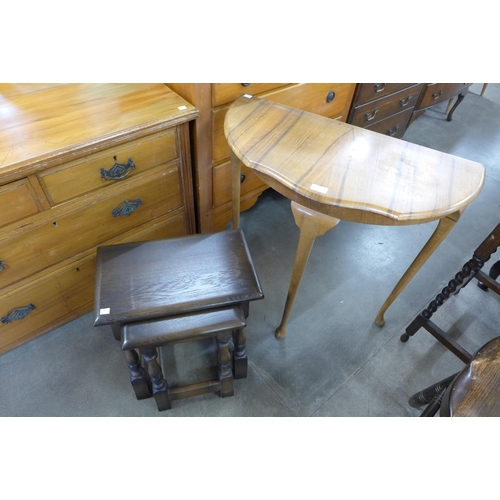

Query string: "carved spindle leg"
[[216, 332, 234, 397], [123, 348, 152, 400], [375, 211, 461, 327], [275, 202, 340, 339], [232, 328, 248, 379], [140, 347, 171, 411], [401, 256, 484, 342]]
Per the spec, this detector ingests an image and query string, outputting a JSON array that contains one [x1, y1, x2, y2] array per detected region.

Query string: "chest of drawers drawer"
[[353, 83, 417, 104], [349, 84, 423, 127], [364, 108, 414, 139], [0, 178, 43, 228], [417, 83, 470, 109], [0, 210, 190, 353], [0, 164, 182, 289], [212, 83, 288, 106], [37, 130, 179, 205]]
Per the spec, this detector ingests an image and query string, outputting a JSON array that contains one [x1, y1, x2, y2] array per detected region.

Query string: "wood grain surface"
[[0, 83, 198, 180], [225, 95, 485, 225]]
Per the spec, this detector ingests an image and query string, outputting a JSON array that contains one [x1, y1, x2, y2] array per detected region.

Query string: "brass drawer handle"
[[1, 303, 36, 324], [399, 95, 413, 107], [0, 260, 5, 272], [326, 90, 336, 103], [112, 198, 142, 217], [365, 109, 379, 121], [387, 125, 400, 136], [432, 90, 444, 100], [374, 83, 386, 93], [101, 158, 136, 181]]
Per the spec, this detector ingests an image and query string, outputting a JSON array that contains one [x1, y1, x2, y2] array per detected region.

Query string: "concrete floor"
[[1, 83, 499, 417]]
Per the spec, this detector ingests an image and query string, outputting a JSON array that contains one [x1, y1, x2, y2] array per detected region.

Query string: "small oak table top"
[[225, 95, 485, 226], [225, 95, 485, 337], [93, 229, 264, 327]]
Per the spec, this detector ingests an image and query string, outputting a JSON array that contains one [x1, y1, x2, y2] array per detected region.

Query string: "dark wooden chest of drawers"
[[348, 83, 424, 138]]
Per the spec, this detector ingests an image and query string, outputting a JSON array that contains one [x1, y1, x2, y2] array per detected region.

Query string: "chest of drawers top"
[[0, 83, 198, 182]]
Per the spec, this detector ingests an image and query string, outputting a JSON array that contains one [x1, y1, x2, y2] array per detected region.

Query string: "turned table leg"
[[216, 331, 234, 397], [140, 347, 171, 411], [232, 328, 248, 379], [123, 348, 152, 400], [375, 211, 461, 326], [275, 202, 340, 339]]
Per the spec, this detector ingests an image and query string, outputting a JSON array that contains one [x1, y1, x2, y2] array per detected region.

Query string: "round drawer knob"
[[326, 91, 336, 103]]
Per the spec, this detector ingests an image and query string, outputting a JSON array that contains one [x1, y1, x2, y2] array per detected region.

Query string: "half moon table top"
[[225, 95, 485, 226]]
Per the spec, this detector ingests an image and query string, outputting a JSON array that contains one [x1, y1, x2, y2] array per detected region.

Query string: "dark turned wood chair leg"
[[216, 331, 234, 398], [232, 328, 248, 379], [140, 347, 171, 411], [419, 386, 447, 417], [401, 222, 500, 361], [477, 259, 500, 291], [123, 348, 152, 400], [408, 373, 458, 411]]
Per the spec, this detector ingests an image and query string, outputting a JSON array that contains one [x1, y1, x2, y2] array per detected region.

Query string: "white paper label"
[[243, 94, 253, 98], [100, 308, 111, 315], [310, 184, 328, 194], [178, 105, 187, 110]]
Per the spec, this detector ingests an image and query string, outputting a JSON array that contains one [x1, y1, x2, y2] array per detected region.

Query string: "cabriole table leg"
[[375, 211, 461, 326], [275, 202, 340, 339]]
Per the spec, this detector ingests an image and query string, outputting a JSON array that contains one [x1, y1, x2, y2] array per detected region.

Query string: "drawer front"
[[0, 165, 182, 289], [262, 83, 354, 120], [0, 211, 190, 353], [212, 83, 354, 164], [0, 179, 41, 228], [354, 83, 416, 104], [213, 160, 267, 208], [212, 83, 288, 107], [418, 83, 470, 109], [364, 108, 414, 139], [349, 84, 423, 127], [37, 130, 178, 205]]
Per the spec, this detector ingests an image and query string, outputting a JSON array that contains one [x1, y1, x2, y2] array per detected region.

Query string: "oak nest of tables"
[[225, 95, 485, 339]]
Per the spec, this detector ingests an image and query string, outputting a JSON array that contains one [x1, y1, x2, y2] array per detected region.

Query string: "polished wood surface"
[[93, 229, 264, 326], [0, 83, 198, 181], [225, 96, 485, 335], [444, 337, 500, 416], [0, 84, 198, 353], [167, 83, 356, 232], [226, 95, 484, 226]]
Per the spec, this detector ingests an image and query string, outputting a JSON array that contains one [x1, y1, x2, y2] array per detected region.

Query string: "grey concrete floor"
[[1, 83, 499, 418]]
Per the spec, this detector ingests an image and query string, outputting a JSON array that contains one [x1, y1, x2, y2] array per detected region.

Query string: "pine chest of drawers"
[[0, 84, 198, 353], [166, 83, 356, 232]]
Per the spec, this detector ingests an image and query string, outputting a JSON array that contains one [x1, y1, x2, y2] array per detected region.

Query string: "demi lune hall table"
[[225, 95, 485, 338]]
